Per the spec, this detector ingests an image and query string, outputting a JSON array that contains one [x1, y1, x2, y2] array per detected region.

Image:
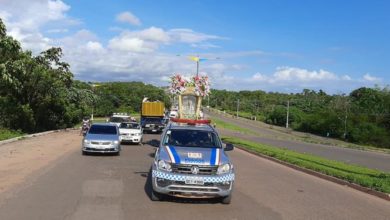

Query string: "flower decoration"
[[193, 75, 210, 97], [169, 74, 187, 95], [169, 74, 211, 97]]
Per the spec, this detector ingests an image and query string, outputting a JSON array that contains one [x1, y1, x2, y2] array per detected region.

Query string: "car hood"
[[158, 145, 230, 166], [119, 128, 141, 134], [85, 133, 119, 141]]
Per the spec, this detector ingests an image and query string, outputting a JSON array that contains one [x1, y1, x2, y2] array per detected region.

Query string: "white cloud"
[[363, 73, 381, 82], [342, 75, 352, 80], [272, 67, 338, 82], [116, 11, 141, 26], [1, 0, 78, 53], [46, 28, 68, 33], [168, 29, 225, 43], [215, 67, 384, 93], [86, 41, 103, 51]]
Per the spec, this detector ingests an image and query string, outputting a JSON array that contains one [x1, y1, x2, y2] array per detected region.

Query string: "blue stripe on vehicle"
[[169, 146, 181, 164], [210, 148, 216, 165]]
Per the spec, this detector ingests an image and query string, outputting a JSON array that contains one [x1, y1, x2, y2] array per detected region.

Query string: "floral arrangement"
[[169, 74, 210, 97], [169, 74, 187, 95], [193, 75, 210, 97]]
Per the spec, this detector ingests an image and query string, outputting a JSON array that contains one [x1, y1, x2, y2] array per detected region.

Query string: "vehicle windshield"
[[88, 125, 117, 135], [110, 117, 129, 123], [143, 118, 162, 124], [120, 123, 140, 129], [163, 129, 221, 148]]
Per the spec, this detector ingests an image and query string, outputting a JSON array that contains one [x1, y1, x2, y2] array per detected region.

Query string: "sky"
[[0, 0, 389, 94]]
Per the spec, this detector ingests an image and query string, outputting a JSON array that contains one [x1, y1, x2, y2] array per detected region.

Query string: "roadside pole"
[[286, 100, 290, 129], [236, 99, 240, 118]]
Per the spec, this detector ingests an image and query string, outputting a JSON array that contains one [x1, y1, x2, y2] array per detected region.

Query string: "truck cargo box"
[[142, 102, 165, 117]]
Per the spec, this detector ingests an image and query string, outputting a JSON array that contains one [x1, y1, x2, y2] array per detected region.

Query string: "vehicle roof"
[[167, 122, 215, 132], [92, 123, 118, 127]]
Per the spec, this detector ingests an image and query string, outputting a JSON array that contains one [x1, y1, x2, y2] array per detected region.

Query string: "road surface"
[[0, 131, 389, 220], [206, 109, 390, 172]]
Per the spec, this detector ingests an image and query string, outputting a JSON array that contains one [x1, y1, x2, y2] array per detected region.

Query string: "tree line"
[[207, 87, 390, 148], [2, 18, 389, 148], [0, 18, 169, 133]]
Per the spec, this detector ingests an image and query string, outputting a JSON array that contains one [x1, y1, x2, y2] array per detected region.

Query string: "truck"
[[141, 100, 166, 133]]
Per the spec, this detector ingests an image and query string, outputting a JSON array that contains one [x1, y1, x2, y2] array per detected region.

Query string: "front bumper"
[[143, 125, 164, 133], [82, 143, 120, 153], [120, 135, 142, 143], [152, 169, 234, 198]]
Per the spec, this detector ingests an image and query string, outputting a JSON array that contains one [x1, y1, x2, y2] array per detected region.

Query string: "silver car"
[[82, 123, 121, 155], [151, 122, 235, 204]]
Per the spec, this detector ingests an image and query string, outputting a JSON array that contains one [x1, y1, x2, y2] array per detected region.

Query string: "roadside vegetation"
[[222, 136, 390, 194], [211, 117, 256, 135], [207, 88, 390, 149], [0, 128, 24, 141], [0, 19, 169, 137], [211, 115, 390, 153]]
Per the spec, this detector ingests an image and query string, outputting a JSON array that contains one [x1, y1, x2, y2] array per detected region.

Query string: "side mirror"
[[225, 143, 234, 151]]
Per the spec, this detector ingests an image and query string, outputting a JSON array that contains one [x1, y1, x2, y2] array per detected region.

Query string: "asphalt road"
[[206, 110, 390, 172], [0, 132, 389, 220]]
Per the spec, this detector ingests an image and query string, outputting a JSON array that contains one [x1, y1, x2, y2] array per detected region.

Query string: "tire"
[[82, 151, 88, 156], [151, 190, 163, 201], [221, 194, 232, 204]]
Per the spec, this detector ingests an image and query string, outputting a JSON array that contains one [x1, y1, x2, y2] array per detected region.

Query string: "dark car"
[[141, 117, 165, 133]]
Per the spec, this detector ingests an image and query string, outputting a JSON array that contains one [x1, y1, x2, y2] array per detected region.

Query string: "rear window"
[[110, 117, 129, 123], [88, 125, 117, 135], [143, 118, 163, 124], [163, 129, 221, 148], [120, 123, 140, 129]]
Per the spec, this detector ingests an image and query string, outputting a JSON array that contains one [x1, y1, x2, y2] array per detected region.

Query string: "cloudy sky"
[[1, 0, 389, 93]]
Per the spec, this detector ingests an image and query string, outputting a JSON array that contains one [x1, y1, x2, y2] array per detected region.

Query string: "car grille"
[[171, 164, 218, 175], [91, 141, 111, 145]]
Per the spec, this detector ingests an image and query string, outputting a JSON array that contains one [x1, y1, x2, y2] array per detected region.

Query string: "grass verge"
[[222, 136, 390, 194], [0, 128, 24, 141], [211, 117, 257, 135]]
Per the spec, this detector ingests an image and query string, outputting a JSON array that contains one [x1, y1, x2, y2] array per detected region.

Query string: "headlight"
[[217, 164, 231, 174], [113, 140, 119, 144], [83, 140, 90, 144], [157, 160, 172, 172]]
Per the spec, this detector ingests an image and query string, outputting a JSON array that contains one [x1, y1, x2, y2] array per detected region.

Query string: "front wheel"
[[151, 190, 163, 201], [221, 194, 232, 204]]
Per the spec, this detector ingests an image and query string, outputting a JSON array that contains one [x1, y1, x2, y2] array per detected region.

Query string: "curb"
[[0, 128, 77, 146], [234, 145, 390, 202]]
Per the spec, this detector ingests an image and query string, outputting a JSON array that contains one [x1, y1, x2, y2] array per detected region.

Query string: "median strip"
[[222, 136, 390, 201]]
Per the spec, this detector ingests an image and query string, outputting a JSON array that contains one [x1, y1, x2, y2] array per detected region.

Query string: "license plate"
[[185, 177, 204, 185], [152, 129, 157, 132]]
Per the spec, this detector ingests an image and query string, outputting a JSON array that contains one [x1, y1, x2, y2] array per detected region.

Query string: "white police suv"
[[151, 121, 235, 204]]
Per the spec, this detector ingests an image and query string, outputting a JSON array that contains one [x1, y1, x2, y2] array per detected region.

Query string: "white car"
[[109, 114, 131, 127], [169, 110, 178, 118], [119, 122, 143, 144]]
